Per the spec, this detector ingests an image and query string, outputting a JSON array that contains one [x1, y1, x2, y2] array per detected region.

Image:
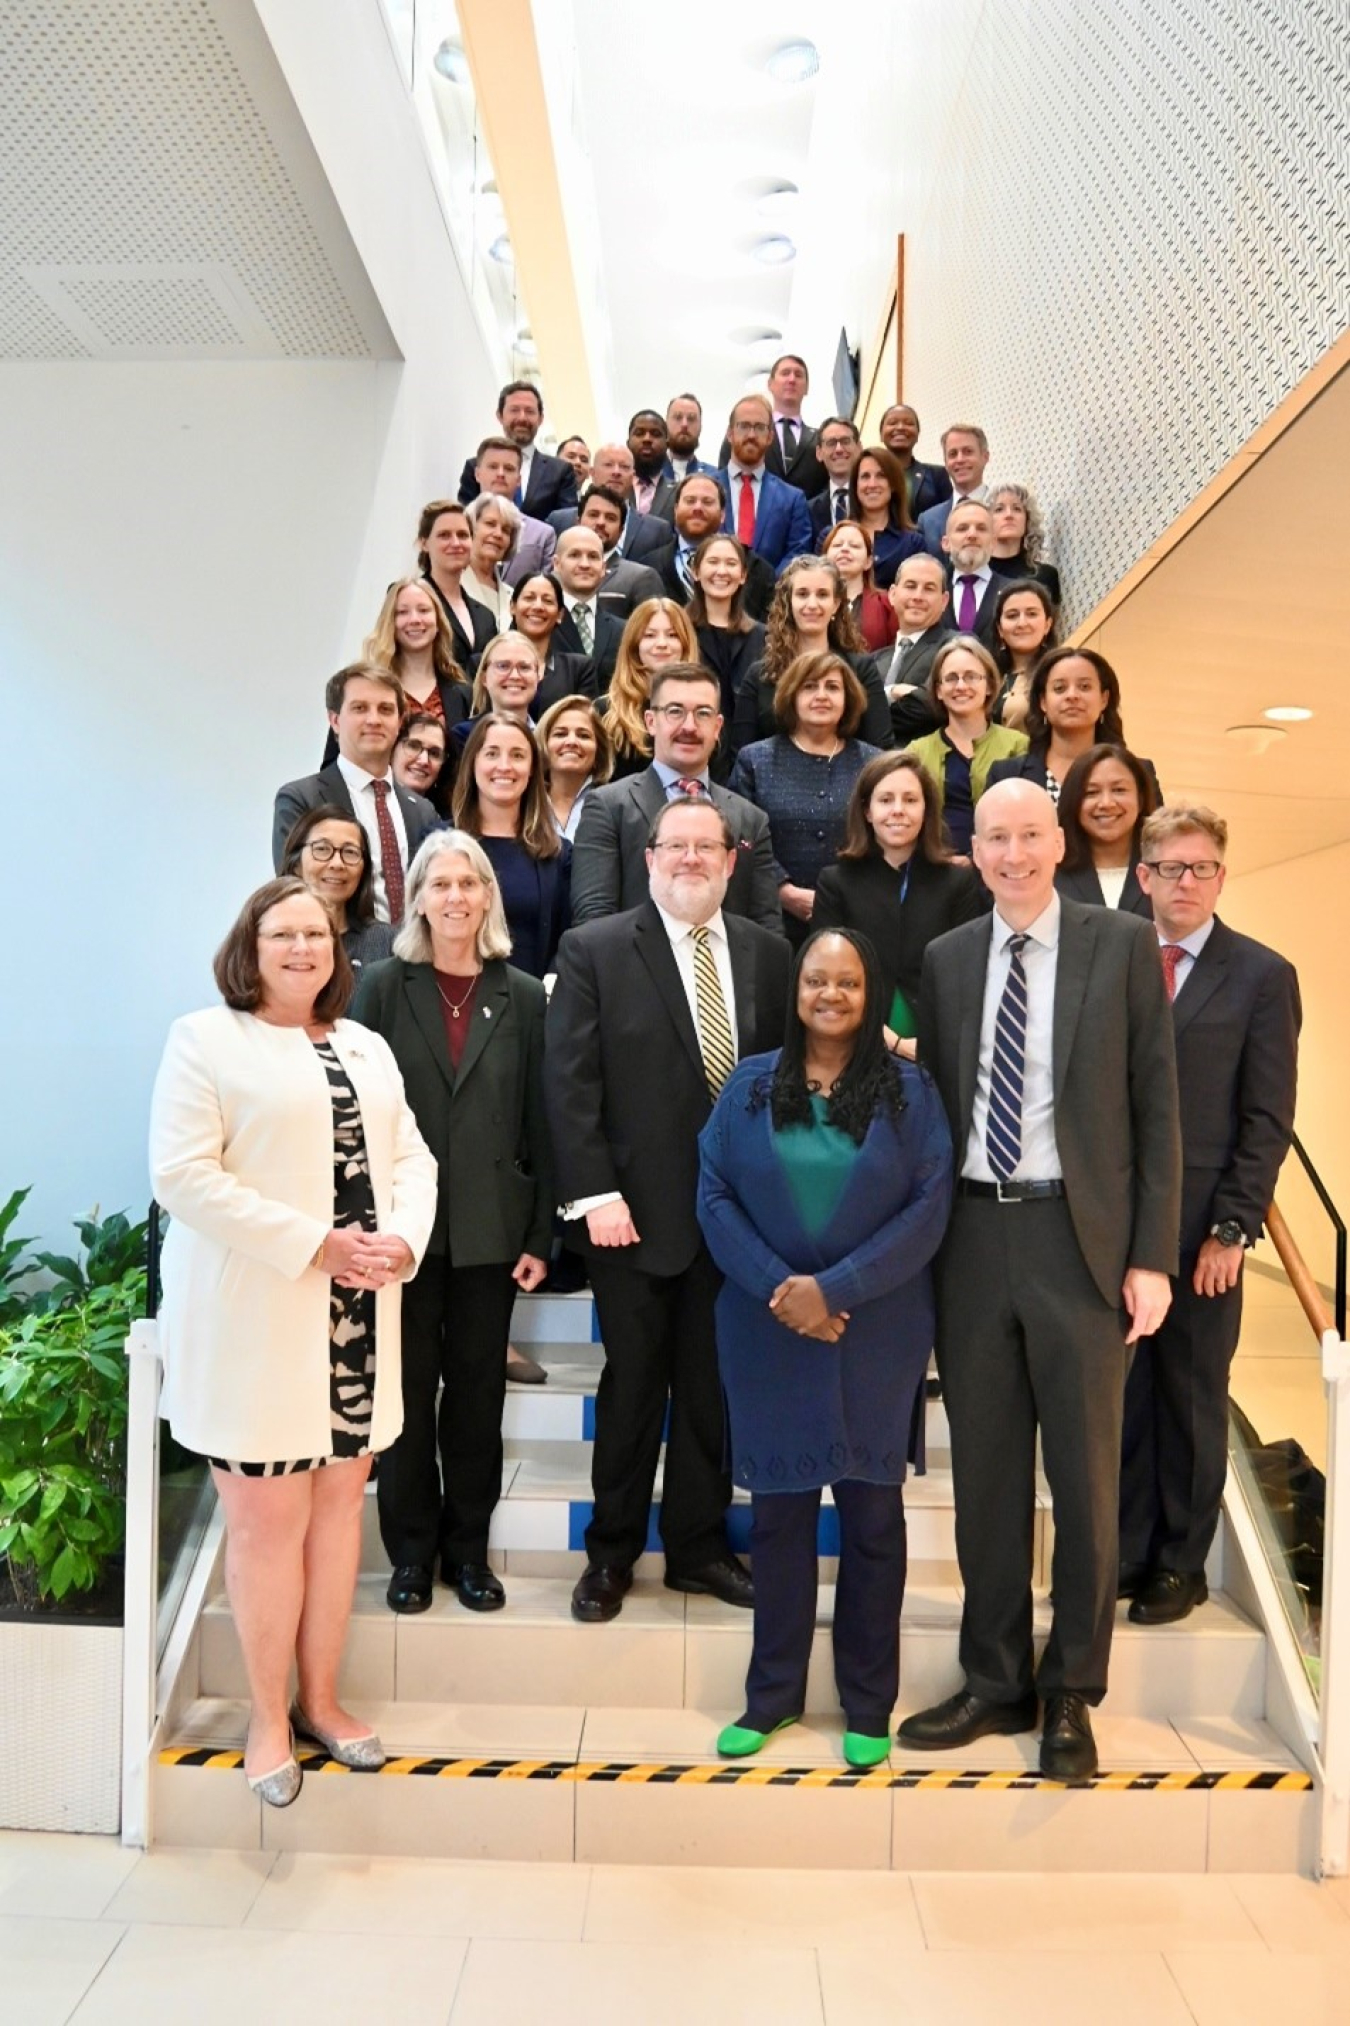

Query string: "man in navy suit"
[[880, 404, 953, 522], [917, 424, 992, 555], [808, 417, 863, 540], [1122, 806, 1301, 1624], [457, 380, 578, 520], [718, 395, 814, 574], [662, 393, 717, 489]]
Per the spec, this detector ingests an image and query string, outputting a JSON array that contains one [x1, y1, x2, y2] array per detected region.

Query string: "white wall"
[[0, 0, 500, 1247]]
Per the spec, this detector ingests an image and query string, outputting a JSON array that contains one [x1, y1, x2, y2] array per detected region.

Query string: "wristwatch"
[[1210, 1220, 1251, 1250]]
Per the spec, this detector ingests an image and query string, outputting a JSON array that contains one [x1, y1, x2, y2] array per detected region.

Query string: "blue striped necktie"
[[986, 933, 1029, 1180]]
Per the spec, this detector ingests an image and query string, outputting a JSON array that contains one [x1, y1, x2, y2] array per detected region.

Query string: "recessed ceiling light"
[[433, 39, 471, 84], [1263, 705, 1313, 722], [728, 324, 784, 345], [756, 182, 800, 222], [752, 235, 796, 266], [488, 234, 513, 265], [765, 40, 820, 82], [1225, 723, 1288, 754]]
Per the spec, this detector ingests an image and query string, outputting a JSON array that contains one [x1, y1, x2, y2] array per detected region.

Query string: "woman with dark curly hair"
[[986, 645, 1160, 807], [696, 925, 953, 1768], [1056, 742, 1159, 917], [987, 481, 1062, 604], [733, 555, 890, 752]]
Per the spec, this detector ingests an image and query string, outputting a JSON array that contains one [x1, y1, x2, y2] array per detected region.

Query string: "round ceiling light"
[[765, 40, 820, 82], [752, 235, 797, 266], [433, 39, 471, 84], [488, 234, 513, 265], [1263, 705, 1313, 722]]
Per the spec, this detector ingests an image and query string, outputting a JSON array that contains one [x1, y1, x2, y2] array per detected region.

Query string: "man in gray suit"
[[901, 779, 1181, 1781], [472, 437, 556, 587], [272, 664, 440, 923], [571, 665, 782, 931]]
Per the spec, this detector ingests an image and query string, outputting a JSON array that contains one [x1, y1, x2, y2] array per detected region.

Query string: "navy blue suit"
[[718, 467, 814, 573]]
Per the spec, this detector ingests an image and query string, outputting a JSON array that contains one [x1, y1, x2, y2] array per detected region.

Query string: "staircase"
[[154, 1291, 1316, 1872]]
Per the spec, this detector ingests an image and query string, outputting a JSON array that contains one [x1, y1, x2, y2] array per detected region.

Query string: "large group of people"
[[149, 368, 1302, 1804]]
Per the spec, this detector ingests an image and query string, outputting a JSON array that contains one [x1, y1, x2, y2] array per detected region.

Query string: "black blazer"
[[659, 548, 776, 624], [1056, 857, 1153, 920], [545, 903, 791, 1275], [732, 652, 893, 753], [695, 622, 766, 725], [814, 852, 984, 1016], [425, 578, 499, 674], [271, 763, 440, 874], [870, 623, 952, 745], [987, 750, 1163, 804], [555, 605, 624, 684], [570, 766, 783, 930], [990, 554, 1062, 606], [906, 459, 953, 521], [537, 648, 599, 715], [350, 957, 554, 1265], [917, 899, 1182, 1305], [457, 451, 578, 521], [1168, 918, 1300, 1254]]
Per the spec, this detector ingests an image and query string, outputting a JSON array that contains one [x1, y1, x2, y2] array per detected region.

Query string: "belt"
[[957, 1178, 1066, 1202]]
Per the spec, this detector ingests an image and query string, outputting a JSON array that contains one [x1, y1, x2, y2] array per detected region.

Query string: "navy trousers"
[[743, 1479, 907, 1735]]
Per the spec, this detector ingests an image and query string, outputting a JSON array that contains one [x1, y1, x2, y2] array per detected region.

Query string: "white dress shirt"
[[1157, 915, 1215, 996], [727, 461, 763, 509], [517, 444, 535, 500], [963, 896, 1062, 1182], [336, 754, 407, 925]]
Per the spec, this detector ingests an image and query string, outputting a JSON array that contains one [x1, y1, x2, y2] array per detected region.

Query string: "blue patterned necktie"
[[986, 933, 1029, 1180]]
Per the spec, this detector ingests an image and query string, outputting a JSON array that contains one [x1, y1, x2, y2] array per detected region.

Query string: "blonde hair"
[[392, 830, 512, 963], [470, 631, 542, 715], [1140, 805, 1228, 858], [363, 575, 468, 692], [605, 598, 699, 760], [466, 491, 522, 564]]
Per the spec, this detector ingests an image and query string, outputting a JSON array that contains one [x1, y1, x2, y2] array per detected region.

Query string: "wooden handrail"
[[1266, 1200, 1335, 1342]]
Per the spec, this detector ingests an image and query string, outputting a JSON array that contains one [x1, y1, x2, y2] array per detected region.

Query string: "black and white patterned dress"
[[211, 1038, 379, 1476]]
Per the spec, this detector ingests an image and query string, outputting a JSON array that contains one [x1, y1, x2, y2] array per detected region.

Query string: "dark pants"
[[377, 1254, 517, 1569], [744, 1481, 907, 1734], [1119, 1259, 1243, 1575], [936, 1196, 1129, 1706], [584, 1243, 729, 1574]]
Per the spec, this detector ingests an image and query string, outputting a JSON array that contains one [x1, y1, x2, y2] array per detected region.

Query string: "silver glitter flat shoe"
[[245, 1732, 303, 1808], [290, 1701, 387, 1770]]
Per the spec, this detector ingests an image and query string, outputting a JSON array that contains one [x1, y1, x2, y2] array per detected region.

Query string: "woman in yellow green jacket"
[[904, 635, 1029, 855]]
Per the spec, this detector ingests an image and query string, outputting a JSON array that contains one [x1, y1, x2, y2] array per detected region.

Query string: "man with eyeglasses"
[[272, 664, 439, 923], [570, 665, 781, 928], [547, 794, 791, 1622], [1120, 806, 1301, 1625], [808, 417, 862, 539], [715, 394, 814, 573]]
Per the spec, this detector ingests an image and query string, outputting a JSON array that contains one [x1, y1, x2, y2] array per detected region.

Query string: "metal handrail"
[[1290, 1132, 1347, 1339]]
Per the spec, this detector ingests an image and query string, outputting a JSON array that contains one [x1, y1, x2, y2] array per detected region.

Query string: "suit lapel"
[[725, 918, 757, 1057], [634, 905, 704, 1076], [1172, 919, 1232, 1040], [957, 918, 993, 1128], [318, 764, 357, 823], [1052, 901, 1095, 1104], [453, 962, 510, 1090], [405, 965, 456, 1095]]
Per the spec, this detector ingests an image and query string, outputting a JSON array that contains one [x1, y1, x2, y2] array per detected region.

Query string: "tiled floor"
[[4, 1830, 1350, 2023]]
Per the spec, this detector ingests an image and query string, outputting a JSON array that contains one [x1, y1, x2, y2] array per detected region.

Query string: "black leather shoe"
[[1117, 1561, 1149, 1600], [1128, 1569, 1208, 1625], [386, 1563, 433, 1614], [444, 1561, 505, 1612], [665, 1555, 754, 1608], [896, 1688, 1039, 1750], [1039, 1693, 1097, 1782], [571, 1563, 633, 1623]]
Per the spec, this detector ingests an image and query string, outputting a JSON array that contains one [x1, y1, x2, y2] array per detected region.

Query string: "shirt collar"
[[335, 752, 390, 793], [993, 892, 1060, 952], [1157, 916, 1216, 960], [654, 899, 727, 945], [653, 760, 712, 795], [727, 460, 762, 483]]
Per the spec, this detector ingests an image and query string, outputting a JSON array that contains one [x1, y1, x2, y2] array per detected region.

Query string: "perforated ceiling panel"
[[0, 1, 378, 359]]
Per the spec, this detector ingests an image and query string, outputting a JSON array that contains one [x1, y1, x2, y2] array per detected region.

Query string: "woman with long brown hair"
[[415, 498, 497, 672], [451, 714, 569, 980], [847, 443, 925, 590]]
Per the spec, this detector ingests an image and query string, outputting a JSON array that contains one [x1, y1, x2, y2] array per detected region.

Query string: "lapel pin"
[[483, 1008, 491, 1019]]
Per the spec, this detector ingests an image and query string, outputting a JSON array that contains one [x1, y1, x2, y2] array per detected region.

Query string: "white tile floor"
[[5, 1830, 1350, 2023]]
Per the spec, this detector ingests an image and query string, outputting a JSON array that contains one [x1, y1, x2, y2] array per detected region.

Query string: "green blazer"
[[351, 957, 554, 1266], [907, 723, 1029, 815]]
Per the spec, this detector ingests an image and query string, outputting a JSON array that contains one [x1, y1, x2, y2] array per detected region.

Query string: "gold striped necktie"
[[691, 924, 736, 1098]]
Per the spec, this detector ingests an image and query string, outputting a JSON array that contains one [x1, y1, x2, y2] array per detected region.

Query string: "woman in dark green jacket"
[[351, 829, 553, 1621]]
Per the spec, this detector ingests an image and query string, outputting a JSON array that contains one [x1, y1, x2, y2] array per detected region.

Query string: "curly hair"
[[757, 926, 906, 1145], [763, 556, 863, 683], [605, 598, 699, 760], [363, 575, 469, 695], [986, 481, 1047, 569]]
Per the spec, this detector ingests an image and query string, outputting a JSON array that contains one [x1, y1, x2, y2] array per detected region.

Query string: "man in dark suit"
[[874, 553, 952, 745], [880, 404, 953, 522], [547, 795, 792, 1620], [661, 393, 718, 490], [901, 779, 1181, 1781], [553, 525, 625, 682], [808, 417, 862, 540], [719, 355, 828, 499], [456, 380, 578, 520], [272, 664, 439, 922], [657, 473, 775, 621], [718, 395, 814, 574], [940, 500, 1002, 642], [1121, 806, 1301, 1623], [629, 409, 675, 519], [917, 423, 991, 555], [548, 447, 674, 568], [571, 665, 783, 930]]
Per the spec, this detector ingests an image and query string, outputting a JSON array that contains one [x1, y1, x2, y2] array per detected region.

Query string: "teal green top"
[[775, 1094, 862, 1238]]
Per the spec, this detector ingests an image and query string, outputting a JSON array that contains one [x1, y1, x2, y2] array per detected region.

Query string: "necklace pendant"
[[452, 1006, 461, 1018]]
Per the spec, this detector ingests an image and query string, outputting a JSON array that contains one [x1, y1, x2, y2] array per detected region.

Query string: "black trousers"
[[744, 1481, 907, 1734], [936, 1196, 1129, 1706], [583, 1243, 729, 1573], [1119, 1259, 1243, 1575], [377, 1254, 517, 1569]]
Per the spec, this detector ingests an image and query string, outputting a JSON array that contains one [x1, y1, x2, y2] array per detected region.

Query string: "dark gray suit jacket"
[[917, 897, 1182, 1305], [271, 763, 440, 875], [570, 767, 783, 932]]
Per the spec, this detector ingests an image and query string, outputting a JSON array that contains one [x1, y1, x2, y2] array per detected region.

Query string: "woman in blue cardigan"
[[697, 926, 953, 1767]]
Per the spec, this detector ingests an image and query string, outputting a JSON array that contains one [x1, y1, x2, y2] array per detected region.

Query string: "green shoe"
[[843, 1730, 891, 1769], [716, 1715, 800, 1759]]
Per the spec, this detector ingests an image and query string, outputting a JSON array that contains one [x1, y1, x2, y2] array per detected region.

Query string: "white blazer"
[[149, 1007, 437, 1464]]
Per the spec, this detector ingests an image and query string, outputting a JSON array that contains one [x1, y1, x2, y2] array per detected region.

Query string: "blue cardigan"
[[696, 1051, 953, 1491]]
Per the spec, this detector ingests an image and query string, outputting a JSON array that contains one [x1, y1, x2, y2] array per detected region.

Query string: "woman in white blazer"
[[150, 877, 436, 1805]]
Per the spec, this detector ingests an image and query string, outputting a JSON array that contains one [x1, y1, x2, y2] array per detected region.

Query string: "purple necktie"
[[957, 574, 978, 631]]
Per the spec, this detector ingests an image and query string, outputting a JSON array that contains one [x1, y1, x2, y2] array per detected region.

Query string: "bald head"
[[972, 779, 1064, 925], [590, 444, 635, 497]]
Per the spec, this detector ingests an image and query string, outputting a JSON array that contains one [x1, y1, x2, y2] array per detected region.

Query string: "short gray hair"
[[393, 829, 513, 963], [466, 490, 522, 564]]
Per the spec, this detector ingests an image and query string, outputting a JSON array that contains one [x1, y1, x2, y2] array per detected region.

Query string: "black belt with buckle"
[[957, 1179, 1066, 1202]]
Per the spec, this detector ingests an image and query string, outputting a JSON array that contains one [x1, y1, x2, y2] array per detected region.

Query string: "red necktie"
[[675, 778, 706, 798], [371, 778, 405, 924], [1159, 943, 1184, 1001], [737, 473, 756, 545], [956, 574, 978, 631]]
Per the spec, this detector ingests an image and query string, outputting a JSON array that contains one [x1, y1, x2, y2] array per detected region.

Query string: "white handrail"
[[1320, 1327, 1350, 1878], [120, 1318, 162, 1850]]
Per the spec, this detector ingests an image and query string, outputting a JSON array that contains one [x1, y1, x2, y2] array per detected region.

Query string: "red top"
[[855, 588, 898, 652], [433, 970, 480, 1070], [404, 682, 446, 721]]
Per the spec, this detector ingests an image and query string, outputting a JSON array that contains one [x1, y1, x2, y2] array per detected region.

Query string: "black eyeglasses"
[[304, 840, 364, 866], [1143, 860, 1223, 882]]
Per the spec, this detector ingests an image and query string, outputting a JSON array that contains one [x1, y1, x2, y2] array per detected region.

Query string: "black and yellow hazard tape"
[[157, 1748, 1313, 1792]]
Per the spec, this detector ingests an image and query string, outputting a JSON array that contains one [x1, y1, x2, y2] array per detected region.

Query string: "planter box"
[[0, 1618, 122, 1833]]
